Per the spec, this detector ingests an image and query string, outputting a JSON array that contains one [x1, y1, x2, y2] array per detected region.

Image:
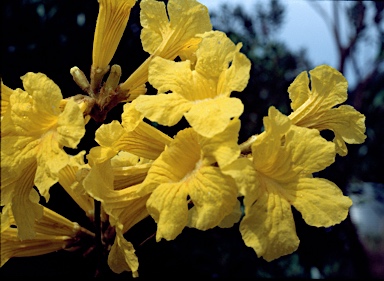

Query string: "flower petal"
[[185, 96, 243, 138], [108, 222, 139, 277], [146, 182, 189, 241], [93, 0, 136, 69], [135, 93, 191, 127], [240, 188, 299, 262], [187, 166, 238, 230], [288, 178, 352, 227], [140, 0, 211, 56]]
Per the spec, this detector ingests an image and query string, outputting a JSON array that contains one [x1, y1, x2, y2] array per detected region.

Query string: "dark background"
[[1, 0, 383, 279]]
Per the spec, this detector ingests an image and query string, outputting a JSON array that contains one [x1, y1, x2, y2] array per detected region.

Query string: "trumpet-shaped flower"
[[87, 104, 172, 165], [1, 72, 85, 239], [224, 107, 352, 261], [1, 204, 92, 267], [84, 152, 150, 233], [119, 0, 212, 93], [83, 153, 151, 277], [288, 65, 366, 156], [91, 0, 137, 93], [134, 31, 251, 138], [136, 119, 241, 241], [92, 0, 136, 71]]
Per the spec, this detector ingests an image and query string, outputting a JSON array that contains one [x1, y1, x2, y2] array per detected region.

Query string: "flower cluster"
[[1, 0, 366, 277]]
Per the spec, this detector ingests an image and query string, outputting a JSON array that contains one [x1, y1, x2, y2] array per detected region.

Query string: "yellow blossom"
[[224, 107, 352, 261], [87, 118, 172, 166], [136, 119, 241, 241], [119, 0, 212, 94], [83, 153, 151, 277], [288, 65, 366, 156], [1, 72, 85, 239], [134, 31, 251, 138], [83, 154, 150, 233], [1, 204, 93, 267], [91, 0, 137, 90]]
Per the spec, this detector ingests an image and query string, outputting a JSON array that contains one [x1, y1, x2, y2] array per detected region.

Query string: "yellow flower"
[[224, 107, 352, 261], [92, 0, 136, 71], [1, 72, 85, 239], [83, 153, 151, 277], [134, 31, 251, 138], [87, 110, 172, 165], [136, 119, 241, 241], [119, 0, 212, 93], [91, 0, 137, 94], [288, 65, 366, 156], [1, 204, 92, 267], [84, 152, 150, 233]]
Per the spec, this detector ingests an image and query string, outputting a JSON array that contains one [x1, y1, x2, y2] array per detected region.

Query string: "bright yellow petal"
[[92, 0, 136, 69], [288, 178, 352, 227], [134, 93, 191, 127], [146, 182, 189, 241], [221, 157, 258, 200], [112, 152, 152, 190], [199, 118, 241, 167], [121, 100, 144, 131], [287, 71, 310, 111], [218, 199, 242, 228], [34, 131, 71, 197], [196, 31, 251, 94], [140, 0, 211, 57], [317, 105, 367, 156], [12, 185, 44, 240], [139, 0, 169, 55], [148, 58, 196, 97], [185, 96, 243, 138], [90, 119, 172, 163], [195, 31, 239, 79], [58, 151, 94, 217], [108, 223, 139, 277], [240, 187, 300, 262], [218, 48, 251, 96], [1, 82, 13, 117], [56, 98, 86, 148], [187, 165, 238, 230]]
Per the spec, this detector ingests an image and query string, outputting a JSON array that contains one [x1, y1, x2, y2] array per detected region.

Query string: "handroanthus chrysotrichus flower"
[[133, 31, 251, 138], [119, 0, 212, 93], [1, 72, 85, 239], [224, 106, 352, 261], [136, 119, 242, 241], [287, 65, 366, 156]]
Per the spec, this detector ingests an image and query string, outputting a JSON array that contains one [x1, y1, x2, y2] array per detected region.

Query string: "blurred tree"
[[308, 0, 384, 187], [210, 0, 312, 143]]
